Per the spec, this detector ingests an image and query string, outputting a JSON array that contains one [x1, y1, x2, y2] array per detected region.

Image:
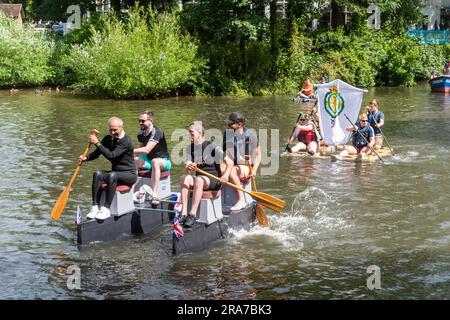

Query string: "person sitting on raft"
[[296, 79, 316, 100], [365, 99, 384, 151], [331, 114, 374, 161], [286, 112, 320, 155], [133, 110, 171, 206], [80, 117, 137, 220], [179, 122, 234, 228], [223, 112, 261, 211]]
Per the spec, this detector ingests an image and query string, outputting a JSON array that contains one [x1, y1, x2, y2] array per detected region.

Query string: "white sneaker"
[[95, 207, 111, 220], [87, 205, 100, 219]]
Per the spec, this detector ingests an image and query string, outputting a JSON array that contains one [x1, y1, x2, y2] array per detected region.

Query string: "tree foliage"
[[67, 6, 203, 98]]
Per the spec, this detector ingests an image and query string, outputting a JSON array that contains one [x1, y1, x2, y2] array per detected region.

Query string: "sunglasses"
[[300, 118, 308, 121], [138, 119, 148, 123], [361, 119, 368, 122]]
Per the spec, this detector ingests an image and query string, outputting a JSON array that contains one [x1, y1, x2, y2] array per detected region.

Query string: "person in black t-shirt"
[[179, 122, 233, 228], [134, 110, 171, 206], [223, 112, 261, 211], [79, 117, 136, 220]]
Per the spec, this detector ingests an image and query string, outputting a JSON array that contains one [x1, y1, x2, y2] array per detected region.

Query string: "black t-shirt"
[[137, 126, 169, 160], [222, 128, 258, 165], [186, 141, 224, 177], [86, 134, 136, 173]]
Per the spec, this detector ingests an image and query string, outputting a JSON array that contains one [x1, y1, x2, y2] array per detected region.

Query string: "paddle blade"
[[51, 188, 70, 221], [251, 191, 285, 212], [255, 203, 269, 227]]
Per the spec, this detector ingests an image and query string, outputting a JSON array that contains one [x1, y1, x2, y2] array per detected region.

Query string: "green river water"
[[0, 83, 449, 299]]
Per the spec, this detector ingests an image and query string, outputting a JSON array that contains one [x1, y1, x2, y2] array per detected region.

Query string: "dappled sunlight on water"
[[1, 85, 450, 299]]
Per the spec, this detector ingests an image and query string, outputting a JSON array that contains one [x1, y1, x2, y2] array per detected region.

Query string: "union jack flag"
[[74, 205, 82, 225], [172, 213, 185, 239]]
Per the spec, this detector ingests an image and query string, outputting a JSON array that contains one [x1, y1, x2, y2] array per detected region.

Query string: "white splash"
[[227, 186, 353, 252]]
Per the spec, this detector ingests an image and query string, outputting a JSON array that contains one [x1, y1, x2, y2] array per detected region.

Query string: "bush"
[[0, 12, 54, 87], [67, 6, 203, 98]]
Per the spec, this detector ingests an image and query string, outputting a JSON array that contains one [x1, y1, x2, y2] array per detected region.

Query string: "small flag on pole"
[[172, 213, 184, 239], [74, 205, 82, 225]]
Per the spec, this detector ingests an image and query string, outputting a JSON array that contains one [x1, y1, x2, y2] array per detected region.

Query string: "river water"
[[0, 83, 449, 299]]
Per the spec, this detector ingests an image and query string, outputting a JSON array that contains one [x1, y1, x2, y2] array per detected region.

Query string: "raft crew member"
[[296, 79, 316, 100], [179, 122, 233, 228], [133, 110, 171, 206], [80, 117, 137, 220], [444, 61, 450, 75], [286, 112, 319, 155], [366, 99, 384, 150], [430, 70, 438, 79], [223, 112, 261, 211], [331, 114, 375, 161]]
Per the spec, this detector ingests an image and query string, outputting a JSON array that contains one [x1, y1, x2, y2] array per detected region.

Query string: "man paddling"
[[331, 114, 375, 161], [179, 122, 233, 228], [79, 117, 137, 220], [133, 110, 171, 206], [223, 112, 261, 211]]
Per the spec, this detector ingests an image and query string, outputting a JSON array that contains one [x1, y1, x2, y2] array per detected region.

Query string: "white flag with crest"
[[315, 79, 366, 146]]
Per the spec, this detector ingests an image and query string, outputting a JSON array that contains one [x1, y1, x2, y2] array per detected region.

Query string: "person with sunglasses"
[[331, 114, 375, 161], [223, 112, 261, 211], [286, 112, 320, 155], [134, 110, 170, 206]]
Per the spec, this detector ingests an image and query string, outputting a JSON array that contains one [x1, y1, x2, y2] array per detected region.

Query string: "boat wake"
[[228, 187, 353, 252]]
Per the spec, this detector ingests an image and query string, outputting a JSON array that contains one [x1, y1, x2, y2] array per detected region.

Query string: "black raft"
[[77, 196, 176, 245], [172, 200, 256, 255]]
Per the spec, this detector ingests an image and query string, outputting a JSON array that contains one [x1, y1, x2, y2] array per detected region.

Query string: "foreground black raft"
[[172, 204, 256, 256], [77, 198, 175, 245]]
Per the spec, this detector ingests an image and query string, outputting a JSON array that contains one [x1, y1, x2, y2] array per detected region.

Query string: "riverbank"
[[1, 7, 448, 99]]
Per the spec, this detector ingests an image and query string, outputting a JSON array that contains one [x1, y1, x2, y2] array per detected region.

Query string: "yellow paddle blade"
[[51, 188, 70, 221], [251, 191, 285, 212], [256, 203, 269, 227]]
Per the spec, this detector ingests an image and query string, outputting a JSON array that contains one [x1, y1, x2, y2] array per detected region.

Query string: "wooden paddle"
[[245, 158, 269, 227], [194, 167, 285, 212], [51, 129, 99, 221]]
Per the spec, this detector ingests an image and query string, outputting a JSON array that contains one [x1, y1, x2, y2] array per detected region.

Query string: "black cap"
[[227, 112, 245, 124]]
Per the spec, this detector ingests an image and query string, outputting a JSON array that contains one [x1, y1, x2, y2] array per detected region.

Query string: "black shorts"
[[196, 173, 222, 191]]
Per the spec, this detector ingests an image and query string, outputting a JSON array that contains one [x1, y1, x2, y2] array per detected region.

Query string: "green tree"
[[67, 6, 203, 98]]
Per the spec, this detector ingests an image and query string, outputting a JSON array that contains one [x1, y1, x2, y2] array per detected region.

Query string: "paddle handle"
[[193, 167, 250, 195], [66, 129, 99, 190], [285, 113, 303, 151]]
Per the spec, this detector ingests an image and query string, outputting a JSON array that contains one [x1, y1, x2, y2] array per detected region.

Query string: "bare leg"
[[230, 165, 249, 211], [374, 135, 383, 150], [150, 158, 168, 200], [307, 141, 318, 155], [179, 175, 193, 216], [229, 166, 245, 202], [291, 142, 307, 153], [190, 176, 210, 215]]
